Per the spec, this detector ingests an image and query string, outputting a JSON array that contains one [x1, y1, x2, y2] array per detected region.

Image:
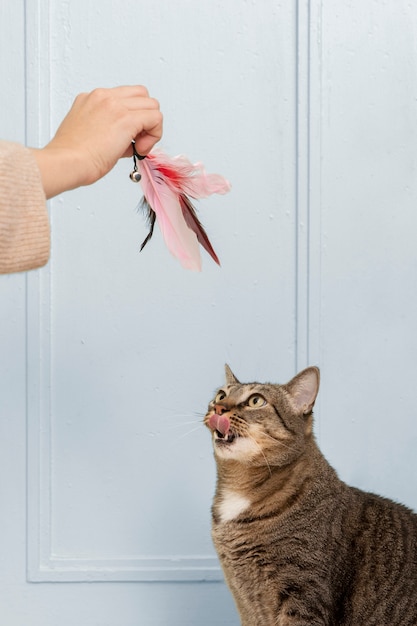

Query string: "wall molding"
[[25, 0, 319, 584], [28, 556, 222, 584], [295, 0, 322, 372], [23, 0, 222, 584]]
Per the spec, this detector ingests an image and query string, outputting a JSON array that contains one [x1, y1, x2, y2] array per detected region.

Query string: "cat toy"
[[129, 143, 231, 271]]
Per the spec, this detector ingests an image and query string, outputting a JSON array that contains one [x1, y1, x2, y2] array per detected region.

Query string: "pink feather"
[[137, 150, 231, 271]]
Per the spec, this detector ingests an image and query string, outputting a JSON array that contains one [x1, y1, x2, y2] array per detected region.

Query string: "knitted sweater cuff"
[[0, 140, 50, 274]]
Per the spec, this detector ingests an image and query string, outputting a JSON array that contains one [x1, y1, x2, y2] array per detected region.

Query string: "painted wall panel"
[[0, 0, 30, 599], [314, 0, 417, 511], [26, 0, 297, 588], [1, 0, 296, 623]]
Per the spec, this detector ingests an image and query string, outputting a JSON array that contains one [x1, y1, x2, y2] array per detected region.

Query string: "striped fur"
[[204, 366, 417, 626]]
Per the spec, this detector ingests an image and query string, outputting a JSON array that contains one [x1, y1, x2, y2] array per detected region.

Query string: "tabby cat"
[[204, 365, 417, 626]]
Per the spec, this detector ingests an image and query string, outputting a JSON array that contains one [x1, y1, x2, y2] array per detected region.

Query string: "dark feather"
[[179, 194, 220, 266], [139, 197, 157, 251]]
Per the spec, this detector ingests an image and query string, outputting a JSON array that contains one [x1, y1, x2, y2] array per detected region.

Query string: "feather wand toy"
[[129, 144, 231, 271]]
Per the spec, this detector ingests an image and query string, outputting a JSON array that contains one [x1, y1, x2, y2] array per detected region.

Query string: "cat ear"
[[285, 367, 320, 415], [225, 364, 240, 385]]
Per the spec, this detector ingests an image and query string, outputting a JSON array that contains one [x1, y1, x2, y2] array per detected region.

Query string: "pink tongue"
[[209, 414, 230, 435]]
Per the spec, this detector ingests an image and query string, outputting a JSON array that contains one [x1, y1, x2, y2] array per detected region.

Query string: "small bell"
[[129, 142, 145, 182], [130, 170, 142, 183]]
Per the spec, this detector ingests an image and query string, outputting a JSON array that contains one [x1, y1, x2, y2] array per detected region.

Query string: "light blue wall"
[[1, 1, 417, 624]]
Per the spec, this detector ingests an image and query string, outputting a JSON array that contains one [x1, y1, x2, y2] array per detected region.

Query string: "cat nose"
[[214, 404, 228, 415]]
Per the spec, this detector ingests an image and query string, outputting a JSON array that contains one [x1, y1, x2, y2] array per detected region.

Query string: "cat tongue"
[[209, 414, 230, 435]]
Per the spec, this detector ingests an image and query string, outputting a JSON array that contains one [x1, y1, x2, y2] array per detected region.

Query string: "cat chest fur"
[[215, 489, 251, 523]]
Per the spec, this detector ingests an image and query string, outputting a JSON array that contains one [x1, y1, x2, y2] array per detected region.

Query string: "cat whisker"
[[247, 433, 273, 478], [178, 424, 204, 439], [165, 420, 202, 430], [160, 411, 203, 421], [169, 423, 204, 446], [221, 414, 297, 456], [257, 429, 298, 454], [157, 411, 206, 431]]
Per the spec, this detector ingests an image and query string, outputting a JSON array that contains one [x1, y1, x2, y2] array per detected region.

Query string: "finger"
[[91, 85, 150, 100], [119, 110, 163, 157], [122, 95, 161, 112], [132, 108, 163, 138], [71, 86, 152, 118], [114, 84, 150, 97], [133, 133, 162, 156]]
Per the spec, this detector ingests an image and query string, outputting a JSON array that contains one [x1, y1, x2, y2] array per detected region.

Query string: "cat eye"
[[215, 390, 227, 403], [247, 394, 267, 408]]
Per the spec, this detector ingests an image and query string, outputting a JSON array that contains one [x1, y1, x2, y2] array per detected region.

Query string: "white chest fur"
[[217, 490, 251, 523]]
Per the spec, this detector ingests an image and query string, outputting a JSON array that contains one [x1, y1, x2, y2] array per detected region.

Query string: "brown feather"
[[179, 194, 220, 266]]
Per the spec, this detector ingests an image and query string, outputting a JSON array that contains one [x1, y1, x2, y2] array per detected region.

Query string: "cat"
[[204, 365, 417, 626]]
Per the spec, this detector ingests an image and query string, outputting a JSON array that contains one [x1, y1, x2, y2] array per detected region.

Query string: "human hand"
[[30, 85, 163, 199]]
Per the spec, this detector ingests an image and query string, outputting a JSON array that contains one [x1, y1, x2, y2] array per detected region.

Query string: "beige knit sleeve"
[[0, 140, 50, 274]]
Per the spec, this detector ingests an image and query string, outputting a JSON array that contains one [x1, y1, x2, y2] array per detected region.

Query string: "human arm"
[[1, 85, 163, 273], [29, 85, 163, 199]]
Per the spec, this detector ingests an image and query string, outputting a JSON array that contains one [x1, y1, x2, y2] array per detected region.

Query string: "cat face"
[[204, 366, 320, 468]]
